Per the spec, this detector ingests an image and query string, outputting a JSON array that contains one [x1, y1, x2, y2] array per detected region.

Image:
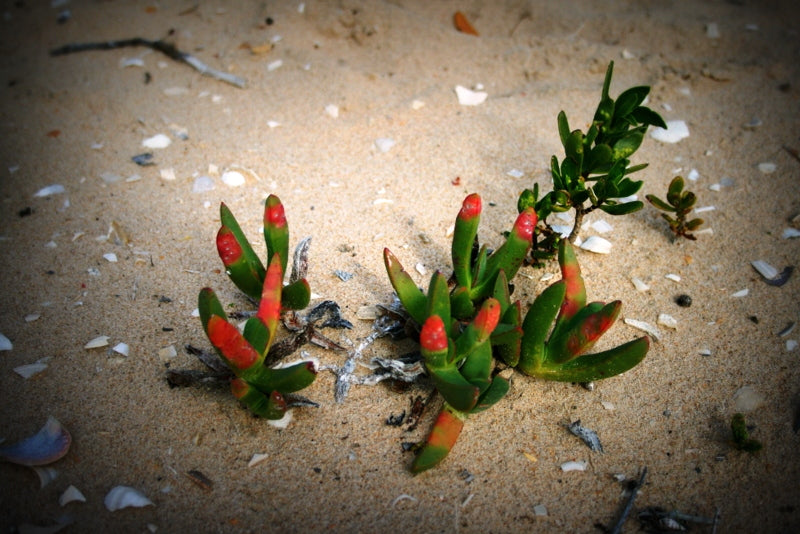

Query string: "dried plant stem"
[[610, 466, 647, 534], [50, 37, 246, 88]]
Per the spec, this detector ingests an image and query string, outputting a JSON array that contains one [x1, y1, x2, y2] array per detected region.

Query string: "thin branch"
[[50, 37, 246, 88], [610, 466, 647, 534]]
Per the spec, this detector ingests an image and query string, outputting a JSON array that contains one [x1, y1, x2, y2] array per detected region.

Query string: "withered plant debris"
[[132, 153, 155, 166], [50, 36, 246, 88], [567, 420, 604, 452]]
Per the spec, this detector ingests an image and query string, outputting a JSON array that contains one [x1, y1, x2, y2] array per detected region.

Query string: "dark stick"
[[50, 38, 246, 88], [610, 466, 647, 534]]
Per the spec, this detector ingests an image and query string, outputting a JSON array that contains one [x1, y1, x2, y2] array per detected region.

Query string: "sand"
[[1, 1, 799, 532]]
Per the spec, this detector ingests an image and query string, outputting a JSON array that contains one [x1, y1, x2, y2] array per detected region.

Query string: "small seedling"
[[517, 61, 666, 260], [645, 176, 704, 240], [730, 413, 763, 453], [197, 195, 317, 419]]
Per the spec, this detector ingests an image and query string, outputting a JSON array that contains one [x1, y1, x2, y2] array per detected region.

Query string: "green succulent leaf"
[[198, 287, 228, 338], [246, 361, 317, 394], [231, 379, 287, 419], [471, 376, 509, 414], [645, 194, 675, 212], [428, 366, 480, 412], [518, 281, 566, 376], [383, 248, 427, 324], [557, 110, 571, 148], [426, 272, 452, 327], [612, 131, 643, 160], [263, 195, 290, 275], [599, 200, 644, 215], [667, 176, 685, 205], [452, 194, 482, 288], [281, 278, 311, 310], [533, 336, 649, 382], [217, 203, 266, 300], [631, 106, 667, 129], [614, 86, 650, 118]]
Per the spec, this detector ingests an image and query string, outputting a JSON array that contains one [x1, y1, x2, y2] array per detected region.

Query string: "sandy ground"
[[1, 1, 799, 532]]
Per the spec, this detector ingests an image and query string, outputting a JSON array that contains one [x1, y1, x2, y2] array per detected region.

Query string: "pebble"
[[142, 134, 171, 149], [159, 168, 177, 181], [786, 340, 798, 351], [650, 120, 689, 143], [325, 104, 339, 118]]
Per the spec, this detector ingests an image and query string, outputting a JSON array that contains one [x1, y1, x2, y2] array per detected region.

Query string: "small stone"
[[758, 162, 777, 174], [374, 138, 396, 153], [454, 85, 488, 106], [631, 278, 650, 292], [324, 104, 339, 118], [650, 120, 689, 143], [142, 133, 171, 149], [675, 294, 692, 307], [221, 171, 246, 187], [158, 345, 178, 362], [658, 314, 678, 329]]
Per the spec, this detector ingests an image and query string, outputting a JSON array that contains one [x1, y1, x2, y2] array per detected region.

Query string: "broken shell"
[[267, 410, 293, 429], [84, 335, 110, 349], [650, 120, 689, 143], [560, 460, 588, 472], [13, 360, 49, 379], [658, 314, 678, 329], [112, 343, 130, 357], [60, 485, 87, 506], [751, 260, 778, 280], [631, 277, 650, 291], [142, 133, 171, 149], [0, 417, 71, 466], [455, 85, 488, 106], [0, 333, 11, 351], [248, 453, 269, 467], [579, 236, 612, 254], [623, 318, 661, 341], [33, 466, 59, 488], [104, 485, 154, 511]]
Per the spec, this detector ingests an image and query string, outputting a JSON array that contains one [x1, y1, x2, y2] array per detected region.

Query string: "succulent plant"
[[197, 195, 316, 419], [645, 176, 705, 240], [384, 193, 533, 471], [216, 194, 310, 310], [517, 61, 667, 260], [514, 240, 649, 382]]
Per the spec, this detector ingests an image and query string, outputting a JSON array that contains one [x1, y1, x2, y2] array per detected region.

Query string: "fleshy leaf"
[[217, 203, 266, 299], [452, 194, 481, 288], [533, 336, 649, 382], [547, 301, 621, 364], [518, 281, 566, 376], [207, 315, 260, 372], [428, 366, 480, 412], [231, 379, 287, 419], [281, 278, 311, 310], [263, 195, 290, 275], [383, 248, 427, 324], [471, 376, 509, 413], [411, 404, 466, 474], [246, 361, 317, 394]]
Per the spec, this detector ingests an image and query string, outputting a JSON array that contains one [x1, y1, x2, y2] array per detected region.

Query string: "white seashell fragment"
[[454, 85, 488, 106], [103, 253, 118, 263], [631, 277, 650, 292], [687, 168, 700, 181], [731, 288, 749, 298], [119, 57, 145, 68], [591, 219, 613, 233], [415, 263, 427, 276], [782, 228, 800, 239], [786, 340, 798, 351], [142, 134, 171, 149], [0, 333, 12, 351], [0, 417, 71, 466], [560, 460, 587, 472], [601, 401, 615, 411], [324, 104, 339, 118], [356, 305, 380, 320], [158, 345, 177, 362], [104, 486, 154, 511], [113, 343, 130, 357], [579, 236, 612, 254], [248, 453, 269, 467], [507, 169, 524, 178], [709, 183, 721, 191], [699, 348, 712, 356], [33, 184, 66, 197], [267, 409, 293, 429], [267, 59, 283, 71], [757, 162, 776, 174], [221, 171, 245, 187], [411, 99, 425, 110], [658, 314, 678, 329], [751, 260, 778, 280], [733, 386, 763, 412], [33, 466, 59, 488], [84, 335, 110, 349], [624, 318, 661, 341], [705, 22, 720, 38], [665, 273, 681, 282], [192, 175, 215, 193], [693, 206, 715, 213], [13, 361, 49, 379], [159, 168, 176, 181], [374, 138, 396, 153], [60, 485, 87, 506], [25, 313, 40, 322], [533, 504, 548, 516], [267, 120, 280, 128], [650, 120, 689, 143]]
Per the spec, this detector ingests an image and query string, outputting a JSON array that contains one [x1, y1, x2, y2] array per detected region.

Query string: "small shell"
[[623, 318, 661, 342], [221, 170, 245, 187], [13, 361, 49, 379], [248, 453, 269, 467], [665, 273, 681, 282], [560, 460, 588, 472], [631, 277, 650, 291], [60, 485, 87, 506], [751, 260, 778, 280], [33, 466, 59, 488], [0, 333, 12, 351], [267, 409, 293, 429], [391, 494, 418, 507], [112, 343, 130, 357], [374, 138, 396, 153], [33, 184, 66, 197], [731, 288, 749, 298], [0, 416, 71, 466], [454, 85, 488, 106], [579, 236, 612, 254], [141, 134, 171, 149], [658, 314, 678, 329], [650, 120, 689, 143], [533, 504, 548, 516], [782, 228, 800, 239], [104, 486, 154, 511], [84, 335, 110, 349]]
